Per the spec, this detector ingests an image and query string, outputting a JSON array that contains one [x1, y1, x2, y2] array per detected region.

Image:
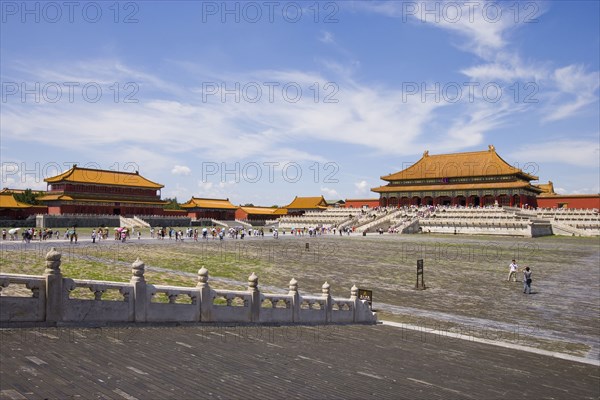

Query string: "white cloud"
[[198, 182, 213, 191], [171, 165, 191, 175], [319, 31, 335, 44], [1, 62, 450, 159], [164, 183, 191, 200], [510, 140, 600, 168], [196, 180, 237, 199], [554, 187, 567, 194], [461, 53, 548, 82], [321, 187, 339, 198], [354, 180, 369, 194], [357, 1, 536, 57], [543, 65, 600, 122], [1, 162, 48, 190]]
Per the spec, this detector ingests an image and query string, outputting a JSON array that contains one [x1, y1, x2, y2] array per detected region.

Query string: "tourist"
[[1, 229, 6, 240], [507, 259, 518, 282], [91, 229, 97, 243], [523, 267, 533, 294]]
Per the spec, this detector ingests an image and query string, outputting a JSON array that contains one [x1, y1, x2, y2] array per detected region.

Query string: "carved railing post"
[[197, 267, 211, 322], [130, 258, 147, 322], [248, 272, 260, 323], [350, 285, 359, 323], [44, 248, 63, 323], [322, 281, 332, 323], [288, 278, 300, 323]]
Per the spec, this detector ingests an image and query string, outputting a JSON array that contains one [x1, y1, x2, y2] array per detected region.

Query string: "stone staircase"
[[210, 219, 231, 228], [550, 221, 590, 237], [355, 209, 403, 233], [119, 216, 148, 229], [390, 217, 420, 233], [133, 216, 151, 228], [234, 219, 253, 229]]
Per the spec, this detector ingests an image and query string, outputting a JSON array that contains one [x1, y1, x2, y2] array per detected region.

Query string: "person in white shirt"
[[508, 259, 518, 282]]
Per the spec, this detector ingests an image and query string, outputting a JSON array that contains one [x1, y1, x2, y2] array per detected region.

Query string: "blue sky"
[[1, 0, 599, 206]]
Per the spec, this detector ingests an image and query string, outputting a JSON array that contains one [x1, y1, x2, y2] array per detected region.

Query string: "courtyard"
[[1, 232, 598, 361]]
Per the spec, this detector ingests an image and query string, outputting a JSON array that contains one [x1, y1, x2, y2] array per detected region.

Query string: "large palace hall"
[[372, 145, 544, 208]]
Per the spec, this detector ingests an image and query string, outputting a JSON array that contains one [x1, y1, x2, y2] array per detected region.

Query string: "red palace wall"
[[51, 204, 164, 216], [235, 209, 248, 220], [187, 210, 236, 220], [344, 199, 380, 208], [235, 209, 275, 221], [48, 206, 62, 215], [537, 195, 600, 209]]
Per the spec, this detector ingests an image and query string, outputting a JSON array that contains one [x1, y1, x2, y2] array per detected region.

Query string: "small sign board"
[[415, 259, 426, 290], [357, 288, 373, 307]]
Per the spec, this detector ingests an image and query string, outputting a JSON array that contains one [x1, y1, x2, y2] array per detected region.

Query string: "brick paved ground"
[[3, 235, 599, 359], [1, 323, 598, 399]]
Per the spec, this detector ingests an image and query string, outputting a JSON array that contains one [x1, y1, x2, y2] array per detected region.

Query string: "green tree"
[[14, 189, 40, 205], [163, 197, 182, 210]]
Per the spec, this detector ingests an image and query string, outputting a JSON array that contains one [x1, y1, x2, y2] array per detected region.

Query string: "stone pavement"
[[1, 323, 598, 399]]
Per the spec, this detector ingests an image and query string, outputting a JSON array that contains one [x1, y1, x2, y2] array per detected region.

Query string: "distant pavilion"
[[372, 146, 542, 208], [180, 198, 238, 220], [283, 196, 328, 215]]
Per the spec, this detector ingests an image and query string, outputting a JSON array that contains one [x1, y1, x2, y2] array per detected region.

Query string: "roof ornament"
[[423, 150, 429, 157], [488, 145, 495, 151]]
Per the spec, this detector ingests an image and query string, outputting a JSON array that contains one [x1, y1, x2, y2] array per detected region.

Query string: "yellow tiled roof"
[[535, 181, 556, 196], [372, 181, 541, 193], [381, 146, 538, 181], [37, 194, 74, 201], [45, 166, 163, 189], [1, 188, 45, 195], [0, 193, 32, 209], [239, 206, 281, 215], [284, 196, 328, 209], [181, 197, 238, 210]]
